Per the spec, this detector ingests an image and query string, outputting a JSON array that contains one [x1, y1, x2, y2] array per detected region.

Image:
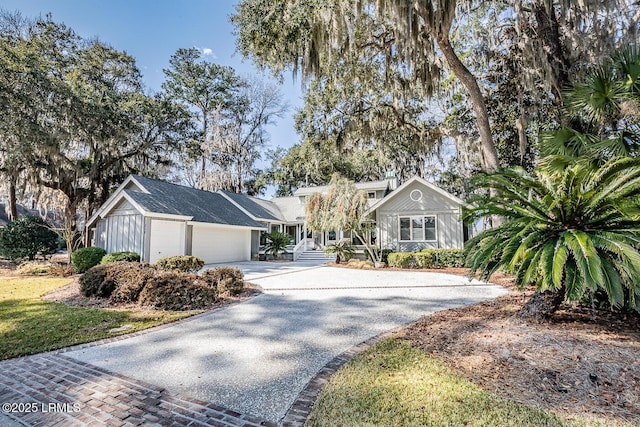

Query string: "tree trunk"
[[532, 1, 570, 107], [437, 36, 499, 172], [7, 173, 18, 221]]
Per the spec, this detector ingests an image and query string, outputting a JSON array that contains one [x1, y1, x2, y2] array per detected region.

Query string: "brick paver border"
[[279, 326, 404, 427], [1, 289, 410, 426]]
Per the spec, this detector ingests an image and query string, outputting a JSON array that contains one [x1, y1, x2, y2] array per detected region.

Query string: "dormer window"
[[367, 192, 376, 199]]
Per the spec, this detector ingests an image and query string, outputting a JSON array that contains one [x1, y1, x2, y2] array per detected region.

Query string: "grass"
[[0, 276, 198, 360], [307, 338, 604, 427]]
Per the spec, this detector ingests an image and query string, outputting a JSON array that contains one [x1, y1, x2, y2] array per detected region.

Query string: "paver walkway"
[[1, 264, 507, 426]]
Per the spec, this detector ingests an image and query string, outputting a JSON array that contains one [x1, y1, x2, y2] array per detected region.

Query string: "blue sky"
[[1, 0, 303, 151]]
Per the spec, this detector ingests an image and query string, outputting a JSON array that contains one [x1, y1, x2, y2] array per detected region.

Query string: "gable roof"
[[367, 176, 467, 214], [218, 190, 284, 222], [89, 175, 265, 229]]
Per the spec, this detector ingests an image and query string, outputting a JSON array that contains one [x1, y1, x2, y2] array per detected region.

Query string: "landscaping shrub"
[[414, 251, 435, 268], [201, 267, 244, 296], [108, 262, 156, 304], [346, 259, 375, 269], [138, 271, 217, 310], [49, 263, 76, 277], [431, 248, 465, 268], [79, 265, 115, 298], [380, 249, 393, 264], [388, 249, 465, 269], [16, 261, 53, 275], [0, 216, 59, 262], [71, 247, 107, 273], [101, 251, 140, 264], [387, 252, 414, 268], [153, 255, 204, 273]]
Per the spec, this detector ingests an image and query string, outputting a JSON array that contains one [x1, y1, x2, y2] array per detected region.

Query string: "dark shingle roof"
[[219, 190, 284, 222], [127, 176, 264, 228]]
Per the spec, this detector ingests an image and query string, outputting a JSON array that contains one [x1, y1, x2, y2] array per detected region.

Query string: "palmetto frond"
[[465, 157, 640, 311]]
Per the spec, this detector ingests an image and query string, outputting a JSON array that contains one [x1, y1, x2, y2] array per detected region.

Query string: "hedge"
[[101, 251, 141, 264], [387, 249, 465, 269], [71, 247, 107, 273], [153, 255, 204, 273]]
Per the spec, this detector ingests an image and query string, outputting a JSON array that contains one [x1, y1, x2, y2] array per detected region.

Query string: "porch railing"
[[292, 239, 306, 261]]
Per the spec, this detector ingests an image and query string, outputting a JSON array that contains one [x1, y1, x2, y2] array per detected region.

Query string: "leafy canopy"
[[0, 216, 59, 262]]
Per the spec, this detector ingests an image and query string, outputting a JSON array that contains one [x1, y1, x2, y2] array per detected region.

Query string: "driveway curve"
[[63, 263, 507, 423]]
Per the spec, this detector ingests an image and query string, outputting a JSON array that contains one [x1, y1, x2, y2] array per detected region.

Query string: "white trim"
[[367, 176, 468, 215], [398, 215, 438, 242], [86, 175, 155, 227], [187, 220, 266, 231]]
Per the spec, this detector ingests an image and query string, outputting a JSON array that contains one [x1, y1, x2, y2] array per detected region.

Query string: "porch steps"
[[296, 249, 336, 263]]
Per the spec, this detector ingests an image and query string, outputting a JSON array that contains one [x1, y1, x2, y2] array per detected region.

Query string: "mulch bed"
[[400, 271, 640, 426]]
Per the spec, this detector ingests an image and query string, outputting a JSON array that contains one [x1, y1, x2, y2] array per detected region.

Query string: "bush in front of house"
[[71, 247, 107, 273], [421, 248, 465, 268], [108, 262, 156, 304], [387, 252, 415, 268], [201, 267, 245, 296], [346, 258, 375, 269], [138, 271, 218, 310], [101, 251, 140, 264], [153, 255, 204, 273], [0, 216, 59, 262], [79, 264, 115, 298], [388, 249, 466, 269]]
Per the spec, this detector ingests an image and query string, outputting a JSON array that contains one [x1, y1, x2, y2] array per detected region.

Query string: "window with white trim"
[[399, 216, 436, 241]]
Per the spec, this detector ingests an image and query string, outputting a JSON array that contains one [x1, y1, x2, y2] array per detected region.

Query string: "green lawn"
[[307, 338, 613, 427], [0, 276, 198, 360]]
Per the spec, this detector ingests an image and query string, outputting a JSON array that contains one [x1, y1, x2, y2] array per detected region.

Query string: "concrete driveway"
[[61, 262, 506, 424]]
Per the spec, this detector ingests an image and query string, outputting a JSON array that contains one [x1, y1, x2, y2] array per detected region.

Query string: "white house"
[[87, 173, 468, 263]]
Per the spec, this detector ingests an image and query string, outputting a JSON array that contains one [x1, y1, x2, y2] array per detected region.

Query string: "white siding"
[[94, 199, 145, 255], [191, 224, 251, 263], [376, 181, 464, 250], [149, 219, 186, 263]]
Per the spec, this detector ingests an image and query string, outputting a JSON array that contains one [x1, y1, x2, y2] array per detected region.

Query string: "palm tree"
[[263, 230, 291, 259], [541, 46, 640, 166], [465, 157, 640, 312], [324, 241, 355, 264]]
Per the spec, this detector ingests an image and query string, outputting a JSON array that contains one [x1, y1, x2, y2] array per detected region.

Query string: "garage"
[[149, 219, 186, 263], [191, 223, 251, 264]]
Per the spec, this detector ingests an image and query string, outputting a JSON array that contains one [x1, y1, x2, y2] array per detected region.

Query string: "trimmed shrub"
[[79, 265, 114, 298], [153, 255, 204, 273], [387, 252, 414, 268], [201, 267, 244, 296], [108, 262, 156, 304], [420, 248, 466, 268], [388, 249, 466, 269], [414, 251, 435, 268], [0, 216, 59, 262], [101, 251, 140, 264], [138, 271, 217, 310], [71, 247, 107, 273]]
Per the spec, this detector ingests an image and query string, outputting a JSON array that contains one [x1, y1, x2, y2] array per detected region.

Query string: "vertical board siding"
[[96, 213, 144, 255]]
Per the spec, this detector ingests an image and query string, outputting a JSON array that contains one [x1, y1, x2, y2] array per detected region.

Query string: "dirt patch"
[[402, 272, 640, 426]]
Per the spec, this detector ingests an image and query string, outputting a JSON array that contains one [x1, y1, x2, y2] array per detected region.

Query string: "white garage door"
[[191, 225, 251, 263], [149, 220, 185, 263]]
